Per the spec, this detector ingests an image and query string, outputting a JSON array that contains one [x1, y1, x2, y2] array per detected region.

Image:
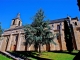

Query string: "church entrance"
[[46, 44, 50, 51], [13, 45, 16, 51], [10, 35, 18, 51], [10, 45, 16, 51]]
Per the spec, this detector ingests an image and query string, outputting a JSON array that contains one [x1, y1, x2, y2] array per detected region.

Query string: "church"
[[0, 13, 80, 51]]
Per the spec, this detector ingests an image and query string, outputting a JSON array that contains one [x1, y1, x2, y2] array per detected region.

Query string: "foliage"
[[24, 9, 56, 53], [0, 22, 3, 38], [39, 51, 78, 60], [77, 0, 80, 11], [64, 20, 73, 53]]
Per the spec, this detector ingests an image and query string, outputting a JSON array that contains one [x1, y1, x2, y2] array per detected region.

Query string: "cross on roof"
[[17, 13, 20, 18]]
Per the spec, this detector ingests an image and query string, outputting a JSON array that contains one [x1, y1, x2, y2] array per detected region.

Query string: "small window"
[[57, 25, 60, 30], [52, 24, 54, 27], [73, 22, 75, 24], [13, 20, 15, 25], [57, 35, 59, 39], [15, 35, 18, 41], [75, 22, 77, 26], [18, 21, 20, 26]]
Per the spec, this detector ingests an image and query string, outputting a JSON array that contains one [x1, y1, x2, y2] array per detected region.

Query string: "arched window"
[[75, 22, 77, 26], [13, 20, 15, 25], [57, 25, 60, 30], [18, 21, 20, 26], [52, 24, 54, 27], [15, 35, 18, 41]]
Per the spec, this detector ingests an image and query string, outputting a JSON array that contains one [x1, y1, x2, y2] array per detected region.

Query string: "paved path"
[[0, 51, 27, 60]]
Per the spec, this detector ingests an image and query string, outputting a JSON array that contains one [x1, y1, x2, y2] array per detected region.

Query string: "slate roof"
[[4, 17, 78, 32], [50, 17, 78, 24]]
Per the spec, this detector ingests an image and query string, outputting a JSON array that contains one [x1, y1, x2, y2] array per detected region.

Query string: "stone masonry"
[[0, 13, 80, 51]]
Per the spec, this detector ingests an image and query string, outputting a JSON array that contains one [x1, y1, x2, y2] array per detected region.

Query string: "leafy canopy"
[[24, 9, 56, 46], [0, 22, 3, 37]]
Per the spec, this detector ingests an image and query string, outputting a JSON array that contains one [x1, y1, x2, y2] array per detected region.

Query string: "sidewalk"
[[0, 51, 25, 60]]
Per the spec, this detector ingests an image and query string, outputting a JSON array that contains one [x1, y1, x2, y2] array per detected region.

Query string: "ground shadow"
[[7, 51, 29, 60], [49, 50, 78, 55], [73, 51, 80, 60], [12, 51, 52, 60]]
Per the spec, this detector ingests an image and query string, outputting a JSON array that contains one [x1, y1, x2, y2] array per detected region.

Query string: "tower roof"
[[12, 13, 21, 20], [17, 13, 20, 19]]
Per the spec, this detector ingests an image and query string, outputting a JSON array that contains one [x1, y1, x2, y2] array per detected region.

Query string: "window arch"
[[75, 22, 77, 26], [18, 21, 21, 26], [13, 20, 15, 25], [52, 24, 54, 27], [15, 35, 18, 41], [57, 25, 60, 30]]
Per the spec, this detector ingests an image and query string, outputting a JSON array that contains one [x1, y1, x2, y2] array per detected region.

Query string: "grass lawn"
[[27, 50, 79, 60], [0, 54, 12, 60], [39, 52, 76, 60], [12, 50, 79, 60]]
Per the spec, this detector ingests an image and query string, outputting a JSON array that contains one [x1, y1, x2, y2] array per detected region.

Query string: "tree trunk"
[[38, 43, 41, 56]]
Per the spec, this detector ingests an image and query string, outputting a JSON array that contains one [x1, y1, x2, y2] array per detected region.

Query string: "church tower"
[[10, 13, 22, 28]]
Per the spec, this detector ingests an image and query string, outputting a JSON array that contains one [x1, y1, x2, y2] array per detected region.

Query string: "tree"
[[24, 9, 56, 55], [0, 22, 3, 40], [77, 0, 80, 11], [64, 20, 73, 53], [0, 23, 3, 37]]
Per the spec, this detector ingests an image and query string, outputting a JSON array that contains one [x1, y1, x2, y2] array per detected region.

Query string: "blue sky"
[[0, 0, 80, 29]]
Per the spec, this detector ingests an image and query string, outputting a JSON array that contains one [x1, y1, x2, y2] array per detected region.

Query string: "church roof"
[[4, 17, 79, 32], [50, 17, 78, 24], [4, 26, 23, 32]]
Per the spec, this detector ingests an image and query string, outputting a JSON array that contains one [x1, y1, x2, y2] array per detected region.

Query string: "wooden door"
[[46, 44, 50, 51], [10, 45, 16, 51]]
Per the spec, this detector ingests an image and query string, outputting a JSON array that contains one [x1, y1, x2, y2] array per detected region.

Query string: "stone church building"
[[0, 13, 80, 51]]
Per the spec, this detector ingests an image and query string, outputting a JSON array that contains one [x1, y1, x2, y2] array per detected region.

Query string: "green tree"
[[24, 9, 56, 55], [0, 22, 3, 37], [0, 22, 3, 41], [64, 20, 73, 53]]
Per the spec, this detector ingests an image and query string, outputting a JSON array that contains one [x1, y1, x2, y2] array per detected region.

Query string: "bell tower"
[[10, 13, 22, 28]]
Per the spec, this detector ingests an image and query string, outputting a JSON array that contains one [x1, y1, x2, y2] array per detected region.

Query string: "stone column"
[[60, 23, 67, 50], [16, 32, 21, 51], [59, 23, 62, 50], [0, 36, 4, 51], [0, 40, 3, 51], [73, 28, 80, 50], [50, 24, 56, 51], [6, 34, 13, 51]]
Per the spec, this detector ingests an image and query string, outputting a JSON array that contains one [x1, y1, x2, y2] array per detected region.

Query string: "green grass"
[[40, 51, 78, 60], [0, 54, 12, 60], [39, 52, 74, 60], [27, 57, 37, 60], [11, 50, 79, 60], [28, 50, 79, 60]]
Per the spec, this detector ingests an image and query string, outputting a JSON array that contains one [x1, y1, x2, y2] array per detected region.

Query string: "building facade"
[[0, 14, 80, 51]]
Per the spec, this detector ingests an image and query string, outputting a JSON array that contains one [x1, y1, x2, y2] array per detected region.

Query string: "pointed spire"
[[17, 13, 20, 19]]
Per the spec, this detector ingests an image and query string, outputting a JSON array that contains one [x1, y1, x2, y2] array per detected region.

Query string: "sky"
[[0, 0, 80, 30]]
